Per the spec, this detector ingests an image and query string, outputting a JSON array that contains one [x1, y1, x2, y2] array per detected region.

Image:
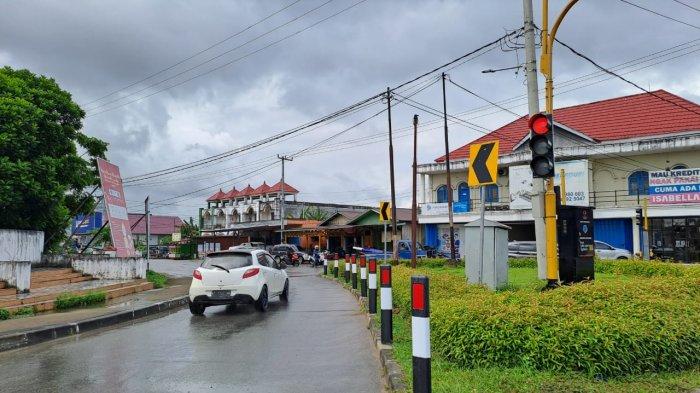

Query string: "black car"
[[270, 244, 301, 265]]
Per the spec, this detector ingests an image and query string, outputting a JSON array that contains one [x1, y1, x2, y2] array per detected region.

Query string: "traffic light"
[[528, 113, 554, 178], [635, 208, 643, 225]]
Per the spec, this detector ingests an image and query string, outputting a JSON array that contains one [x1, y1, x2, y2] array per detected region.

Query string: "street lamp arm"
[[550, 0, 580, 43]]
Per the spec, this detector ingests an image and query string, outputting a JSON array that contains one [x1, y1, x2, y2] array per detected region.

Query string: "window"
[[265, 254, 279, 269], [257, 253, 269, 267], [399, 242, 409, 251], [628, 171, 649, 196], [595, 241, 613, 250], [457, 183, 470, 203], [436, 185, 448, 203], [484, 184, 499, 203], [202, 252, 252, 269]]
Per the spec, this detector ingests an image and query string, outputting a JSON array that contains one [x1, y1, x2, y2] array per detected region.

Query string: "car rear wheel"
[[189, 302, 206, 315], [255, 286, 269, 312], [280, 280, 289, 302], [617, 256, 628, 260]]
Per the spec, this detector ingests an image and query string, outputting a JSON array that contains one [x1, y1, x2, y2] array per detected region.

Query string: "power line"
[[554, 37, 700, 117], [86, 0, 367, 117], [618, 0, 700, 30], [121, 29, 521, 183], [84, 0, 335, 113], [671, 0, 700, 12], [80, 0, 303, 108]]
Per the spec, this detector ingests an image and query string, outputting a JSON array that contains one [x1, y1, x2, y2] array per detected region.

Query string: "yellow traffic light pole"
[[540, 0, 579, 287]]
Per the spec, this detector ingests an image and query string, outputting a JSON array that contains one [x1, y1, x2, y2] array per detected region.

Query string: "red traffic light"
[[528, 113, 551, 135]]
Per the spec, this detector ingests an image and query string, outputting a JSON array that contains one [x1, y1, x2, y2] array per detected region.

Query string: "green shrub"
[[55, 291, 106, 310], [389, 265, 700, 377], [146, 270, 168, 289], [11, 306, 34, 317], [508, 257, 538, 269], [595, 259, 699, 278], [0, 308, 8, 320]]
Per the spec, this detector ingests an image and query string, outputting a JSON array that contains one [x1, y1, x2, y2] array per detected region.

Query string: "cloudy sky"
[[1, 0, 698, 219]]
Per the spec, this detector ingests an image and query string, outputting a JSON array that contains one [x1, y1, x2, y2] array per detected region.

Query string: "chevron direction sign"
[[467, 140, 499, 187], [379, 201, 391, 221]]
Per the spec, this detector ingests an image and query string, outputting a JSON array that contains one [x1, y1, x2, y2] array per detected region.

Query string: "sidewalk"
[[0, 276, 191, 351]]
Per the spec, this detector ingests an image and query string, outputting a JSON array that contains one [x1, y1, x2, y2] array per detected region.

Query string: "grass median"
[[327, 257, 700, 392]]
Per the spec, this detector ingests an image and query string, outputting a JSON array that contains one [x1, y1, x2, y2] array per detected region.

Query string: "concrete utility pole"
[[145, 196, 150, 270], [386, 87, 399, 261], [411, 114, 419, 269], [441, 73, 456, 261], [278, 155, 293, 244], [522, 0, 548, 280]]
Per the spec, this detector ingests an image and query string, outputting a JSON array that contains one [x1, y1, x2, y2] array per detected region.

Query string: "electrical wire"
[[671, 0, 700, 12], [80, 0, 303, 108], [86, 0, 368, 117], [618, 0, 700, 30]]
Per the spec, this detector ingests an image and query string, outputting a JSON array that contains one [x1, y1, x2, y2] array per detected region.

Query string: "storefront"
[[649, 217, 700, 262]]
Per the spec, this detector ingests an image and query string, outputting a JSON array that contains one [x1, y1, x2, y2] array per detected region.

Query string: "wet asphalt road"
[[0, 266, 381, 393]]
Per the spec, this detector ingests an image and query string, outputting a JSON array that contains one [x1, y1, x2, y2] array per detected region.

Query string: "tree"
[[180, 218, 199, 239], [300, 206, 329, 221], [0, 67, 107, 251]]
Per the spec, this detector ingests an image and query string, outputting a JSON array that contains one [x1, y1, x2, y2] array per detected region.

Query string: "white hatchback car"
[[188, 249, 289, 315]]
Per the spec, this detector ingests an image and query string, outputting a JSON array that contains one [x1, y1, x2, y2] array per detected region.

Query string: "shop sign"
[[509, 160, 590, 209], [649, 168, 700, 205], [421, 202, 470, 216]]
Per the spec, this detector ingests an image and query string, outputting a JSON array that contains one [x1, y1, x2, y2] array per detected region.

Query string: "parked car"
[[270, 244, 301, 265], [188, 249, 289, 315], [230, 242, 266, 251], [295, 246, 312, 263], [360, 240, 428, 260], [508, 241, 537, 258], [594, 241, 631, 260]]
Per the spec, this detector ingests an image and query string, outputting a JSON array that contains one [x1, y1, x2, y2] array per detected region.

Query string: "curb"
[[0, 296, 188, 352], [321, 274, 408, 392]]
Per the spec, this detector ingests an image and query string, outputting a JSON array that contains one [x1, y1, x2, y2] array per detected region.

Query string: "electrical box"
[[557, 205, 595, 284], [462, 219, 511, 290]]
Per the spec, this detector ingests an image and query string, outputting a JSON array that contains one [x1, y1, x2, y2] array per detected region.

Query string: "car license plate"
[[211, 290, 231, 299]]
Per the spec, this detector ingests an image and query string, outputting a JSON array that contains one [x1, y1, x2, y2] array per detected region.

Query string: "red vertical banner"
[[97, 158, 137, 258]]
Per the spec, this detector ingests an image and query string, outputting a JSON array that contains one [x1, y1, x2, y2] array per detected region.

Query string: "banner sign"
[[421, 202, 470, 216], [509, 160, 590, 209], [649, 168, 700, 205], [97, 158, 137, 257]]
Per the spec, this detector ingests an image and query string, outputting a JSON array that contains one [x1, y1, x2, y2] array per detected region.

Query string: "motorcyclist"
[[312, 245, 321, 267]]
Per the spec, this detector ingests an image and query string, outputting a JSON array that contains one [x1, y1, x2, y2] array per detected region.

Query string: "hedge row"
[[388, 265, 700, 377], [55, 291, 106, 310]]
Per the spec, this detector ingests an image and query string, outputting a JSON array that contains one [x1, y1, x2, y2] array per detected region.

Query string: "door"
[[398, 241, 411, 260], [263, 253, 283, 294], [256, 253, 277, 293], [595, 241, 614, 259]]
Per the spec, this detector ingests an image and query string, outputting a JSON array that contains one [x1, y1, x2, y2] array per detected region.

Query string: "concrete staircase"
[[0, 268, 154, 314]]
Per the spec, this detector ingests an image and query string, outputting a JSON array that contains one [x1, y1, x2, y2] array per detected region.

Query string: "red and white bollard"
[[411, 275, 431, 393], [333, 253, 339, 278], [359, 255, 367, 297], [351, 254, 358, 290], [368, 258, 377, 314], [380, 264, 392, 344], [344, 255, 350, 283]]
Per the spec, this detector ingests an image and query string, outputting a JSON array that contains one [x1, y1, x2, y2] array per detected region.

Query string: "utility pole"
[[441, 73, 456, 261], [522, 0, 548, 280], [278, 155, 293, 244], [145, 196, 150, 271], [540, 0, 579, 288], [386, 87, 399, 261], [411, 114, 419, 269]]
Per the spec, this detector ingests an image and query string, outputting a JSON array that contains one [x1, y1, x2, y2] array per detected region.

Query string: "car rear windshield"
[[202, 253, 253, 270]]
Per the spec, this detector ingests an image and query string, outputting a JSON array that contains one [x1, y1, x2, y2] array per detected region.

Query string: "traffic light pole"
[[642, 198, 650, 260], [540, 0, 579, 288]]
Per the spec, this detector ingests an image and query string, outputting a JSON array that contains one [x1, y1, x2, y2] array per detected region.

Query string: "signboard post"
[[97, 159, 137, 258], [468, 141, 499, 282], [379, 201, 391, 264]]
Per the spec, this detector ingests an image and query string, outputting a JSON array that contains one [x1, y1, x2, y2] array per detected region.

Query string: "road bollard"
[[351, 254, 358, 290], [411, 276, 431, 393], [344, 255, 350, 283], [368, 257, 377, 314], [360, 255, 367, 297], [323, 255, 328, 275], [380, 264, 393, 344], [333, 253, 339, 278]]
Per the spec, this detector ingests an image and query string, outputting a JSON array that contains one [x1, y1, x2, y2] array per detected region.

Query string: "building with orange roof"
[[417, 90, 700, 262]]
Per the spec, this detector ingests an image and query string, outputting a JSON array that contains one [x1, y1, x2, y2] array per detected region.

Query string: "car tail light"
[[193, 269, 202, 280], [292, 254, 299, 260], [242, 268, 260, 279]]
